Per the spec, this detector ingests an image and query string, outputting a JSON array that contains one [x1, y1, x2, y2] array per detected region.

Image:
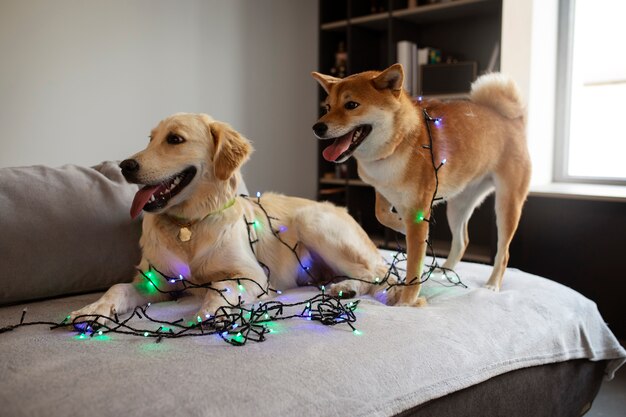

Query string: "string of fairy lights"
[[0, 109, 465, 346]]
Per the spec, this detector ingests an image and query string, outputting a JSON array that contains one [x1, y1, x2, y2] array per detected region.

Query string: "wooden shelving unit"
[[316, 0, 502, 261], [321, 0, 500, 30]]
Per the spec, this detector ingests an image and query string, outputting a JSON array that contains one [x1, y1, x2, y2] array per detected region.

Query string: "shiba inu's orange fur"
[[312, 64, 531, 306]]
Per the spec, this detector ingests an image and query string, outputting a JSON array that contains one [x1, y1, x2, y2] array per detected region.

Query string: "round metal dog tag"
[[178, 227, 192, 242]]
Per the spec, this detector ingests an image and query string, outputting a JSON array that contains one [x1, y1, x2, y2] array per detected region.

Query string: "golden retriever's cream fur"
[[312, 64, 531, 306], [71, 113, 387, 324]]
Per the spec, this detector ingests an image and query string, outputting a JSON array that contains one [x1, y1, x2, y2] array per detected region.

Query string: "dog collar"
[[164, 198, 237, 242]]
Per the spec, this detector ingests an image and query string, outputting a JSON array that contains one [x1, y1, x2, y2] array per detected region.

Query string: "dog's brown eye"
[[345, 101, 359, 110], [166, 134, 185, 145], [323, 104, 331, 114]]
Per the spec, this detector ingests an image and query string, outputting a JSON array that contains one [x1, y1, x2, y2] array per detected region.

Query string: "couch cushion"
[[0, 162, 251, 305], [0, 162, 142, 305], [0, 254, 624, 417]]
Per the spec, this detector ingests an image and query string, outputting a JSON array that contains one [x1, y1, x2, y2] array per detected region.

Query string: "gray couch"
[[1, 163, 624, 417]]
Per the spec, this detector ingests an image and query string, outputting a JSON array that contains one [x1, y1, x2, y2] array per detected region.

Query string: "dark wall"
[[509, 196, 626, 339]]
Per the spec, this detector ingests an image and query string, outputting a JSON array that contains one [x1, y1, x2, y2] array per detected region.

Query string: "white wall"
[[501, 0, 559, 186], [0, 0, 318, 198]]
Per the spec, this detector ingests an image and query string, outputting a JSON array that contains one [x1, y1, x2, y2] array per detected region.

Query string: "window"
[[555, 0, 626, 185]]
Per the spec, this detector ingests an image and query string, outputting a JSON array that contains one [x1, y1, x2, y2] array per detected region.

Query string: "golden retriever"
[[70, 113, 388, 324]]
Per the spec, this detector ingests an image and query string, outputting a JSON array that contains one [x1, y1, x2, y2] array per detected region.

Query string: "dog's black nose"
[[312, 122, 328, 137], [119, 159, 139, 174]]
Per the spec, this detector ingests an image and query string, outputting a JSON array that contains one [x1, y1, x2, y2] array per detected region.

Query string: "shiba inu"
[[70, 114, 389, 324], [312, 64, 531, 306]]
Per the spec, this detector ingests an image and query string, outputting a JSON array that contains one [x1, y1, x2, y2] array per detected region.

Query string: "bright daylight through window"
[[563, 0, 626, 182]]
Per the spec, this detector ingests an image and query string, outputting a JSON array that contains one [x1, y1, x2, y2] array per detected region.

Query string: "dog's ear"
[[311, 72, 340, 94], [210, 122, 253, 181], [372, 63, 404, 98]]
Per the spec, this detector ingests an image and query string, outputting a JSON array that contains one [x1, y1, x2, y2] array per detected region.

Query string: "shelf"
[[321, 20, 348, 31], [320, 178, 370, 187], [349, 12, 389, 31], [321, 0, 500, 31], [393, 0, 500, 25], [321, 12, 388, 31]]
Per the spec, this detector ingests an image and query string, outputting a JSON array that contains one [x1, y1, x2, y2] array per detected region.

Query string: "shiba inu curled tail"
[[312, 64, 531, 306]]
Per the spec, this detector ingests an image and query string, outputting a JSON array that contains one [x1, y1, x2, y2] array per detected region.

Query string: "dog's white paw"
[[484, 284, 500, 292], [393, 295, 428, 308], [370, 286, 427, 307], [69, 301, 117, 327], [427, 269, 448, 280], [328, 281, 359, 299], [195, 305, 221, 323], [195, 301, 235, 328], [372, 285, 400, 305]]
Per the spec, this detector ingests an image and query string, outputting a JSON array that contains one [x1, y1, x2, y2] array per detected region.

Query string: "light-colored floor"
[[587, 360, 626, 416]]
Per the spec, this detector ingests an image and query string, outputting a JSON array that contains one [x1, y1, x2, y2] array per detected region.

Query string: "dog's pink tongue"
[[322, 132, 353, 162], [130, 185, 160, 219]]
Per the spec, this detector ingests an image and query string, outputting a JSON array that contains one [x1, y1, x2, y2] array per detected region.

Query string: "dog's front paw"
[[370, 285, 427, 307], [394, 295, 428, 307], [69, 301, 117, 327], [195, 304, 221, 323], [374, 285, 400, 305], [195, 301, 235, 329], [327, 281, 358, 299], [484, 284, 500, 292], [382, 286, 427, 307]]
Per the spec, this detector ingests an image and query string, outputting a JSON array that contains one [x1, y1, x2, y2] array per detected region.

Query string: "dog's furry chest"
[[357, 148, 410, 186], [139, 214, 248, 281], [357, 150, 419, 207]]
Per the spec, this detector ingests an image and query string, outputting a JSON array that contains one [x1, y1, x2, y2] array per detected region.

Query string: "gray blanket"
[[1, 253, 624, 417]]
